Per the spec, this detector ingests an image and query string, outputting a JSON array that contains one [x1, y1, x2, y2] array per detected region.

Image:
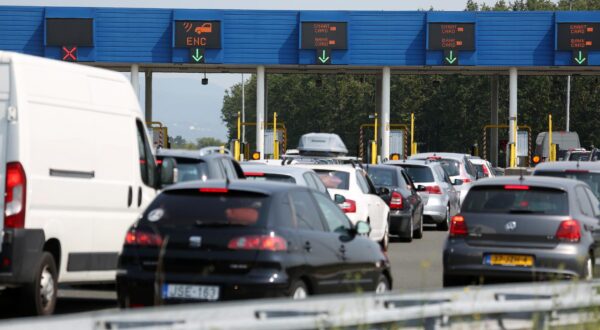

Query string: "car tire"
[[19, 252, 58, 316], [289, 280, 309, 300], [413, 214, 424, 239], [375, 274, 390, 294], [443, 274, 467, 288], [402, 216, 413, 242], [437, 205, 450, 231], [379, 215, 390, 250]]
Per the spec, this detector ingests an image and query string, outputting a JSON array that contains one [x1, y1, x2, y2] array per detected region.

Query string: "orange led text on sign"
[[442, 38, 457, 48], [441, 24, 458, 34], [569, 24, 587, 34], [570, 38, 587, 48], [187, 37, 207, 46], [313, 23, 330, 34]]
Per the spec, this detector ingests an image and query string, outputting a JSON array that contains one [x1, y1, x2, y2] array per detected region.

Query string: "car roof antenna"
[[519, 168, 525, 181]]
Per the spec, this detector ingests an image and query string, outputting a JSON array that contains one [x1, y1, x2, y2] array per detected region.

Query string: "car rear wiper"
[[508, 209, 545, 214]]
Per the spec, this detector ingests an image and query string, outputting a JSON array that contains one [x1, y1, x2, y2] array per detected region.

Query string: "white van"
[[0, 52, 173, 315]]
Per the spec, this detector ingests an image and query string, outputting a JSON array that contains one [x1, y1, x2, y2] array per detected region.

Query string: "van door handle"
[[127, 186, 133, 207], [137, 187, 142, 207]]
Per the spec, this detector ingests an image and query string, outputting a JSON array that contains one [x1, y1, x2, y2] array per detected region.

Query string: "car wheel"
[[402, 216, 413, 242], [584, 256, 594, 280], [437, 205, 450, 231], [443, 273, 467, 288], [379, 215, 390, 250], [375, 274, 390, 294], [289, 280, 309, 300], [413, 213, 424, 239], [19, 252, 58, 316]]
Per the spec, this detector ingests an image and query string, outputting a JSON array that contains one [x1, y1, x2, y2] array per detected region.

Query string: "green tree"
[[196, 137, 225, 149]]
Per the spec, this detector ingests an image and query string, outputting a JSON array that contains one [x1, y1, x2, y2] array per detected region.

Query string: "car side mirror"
[[355, 221, 371, 236], [416, 185, 426, 192], [378, 187, 390, 196], [453, 179, 463, 186], [334, 194, 346, 204], [157, 157, 177, 188]]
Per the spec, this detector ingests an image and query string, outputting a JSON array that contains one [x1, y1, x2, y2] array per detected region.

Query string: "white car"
[[468, 157, 495, 178], [293, 164, 390, 249]]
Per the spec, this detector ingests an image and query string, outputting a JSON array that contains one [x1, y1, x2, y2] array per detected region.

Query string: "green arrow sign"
[[316, 48, 331, 65], [443, 49, 458, 66], [189, 47, 205, 63], [574, 50, 587, 65]]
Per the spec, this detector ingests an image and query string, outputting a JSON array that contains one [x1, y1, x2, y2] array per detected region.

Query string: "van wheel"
[[289, 280, 308, 300], [19, 252, 58, 316]]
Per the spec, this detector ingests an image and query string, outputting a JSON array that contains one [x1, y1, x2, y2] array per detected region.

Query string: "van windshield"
[[462, 186, 569, 215]]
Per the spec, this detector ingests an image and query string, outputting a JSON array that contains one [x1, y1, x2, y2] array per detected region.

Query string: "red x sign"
[[61, 46, 77, 61]]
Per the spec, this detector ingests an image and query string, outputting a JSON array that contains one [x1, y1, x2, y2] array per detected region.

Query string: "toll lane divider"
[[2, 280, 600, 330]]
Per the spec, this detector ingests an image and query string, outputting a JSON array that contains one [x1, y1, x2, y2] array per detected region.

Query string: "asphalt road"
[[0, 227, 447, 319]]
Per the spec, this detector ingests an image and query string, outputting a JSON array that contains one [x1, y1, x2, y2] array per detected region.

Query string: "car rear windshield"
[[143, 190, 270, 227], [366, 167, 398, 187], [437, 159, 461, 177], [314, 170, 350, 190], [176, 160, 209, 182], [462, 186, 569, 215], [473, 164, 489, 177], [245, 173, 296, 184], [568, 152, 590, 161], [535, 171, 600, 199], [401, 165, 434, 183]]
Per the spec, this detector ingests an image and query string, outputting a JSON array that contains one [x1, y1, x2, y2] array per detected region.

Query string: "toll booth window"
[[136, 121, 156, 187]]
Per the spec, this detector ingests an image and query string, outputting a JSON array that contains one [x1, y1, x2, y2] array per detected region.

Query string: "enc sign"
[[557, 23, 600, 51], [301, 22, 347, 49], [428, 23, 475, 51], [174, 21, 221, 48], [46, 18, 94, 47]]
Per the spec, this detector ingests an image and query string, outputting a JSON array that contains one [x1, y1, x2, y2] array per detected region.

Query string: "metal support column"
[[509, 67, 518, 168], [490, 76, 499, 166], [256, 66, 265, 160], [566, 75, 571, 132], [130, 64, 139, 100], [381, 67, 391, 161], [144, 70, 152, 122]]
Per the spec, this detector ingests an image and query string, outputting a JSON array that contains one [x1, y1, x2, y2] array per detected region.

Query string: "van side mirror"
[[334, 194, 346, 204], [157, 157, 177, 188], [453, 179, 463, 186]]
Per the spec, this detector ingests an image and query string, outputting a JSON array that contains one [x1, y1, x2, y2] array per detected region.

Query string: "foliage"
[[169, 135, 224, 150]]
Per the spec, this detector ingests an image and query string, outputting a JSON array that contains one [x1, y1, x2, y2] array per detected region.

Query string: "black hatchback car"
[[117, 180, 391, 307], [366, 165, 424, 241], [444, 176, 600, 287], [156, 149, 245, 186]]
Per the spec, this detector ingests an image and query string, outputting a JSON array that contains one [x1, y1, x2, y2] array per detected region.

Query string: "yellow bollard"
[[371, 141, 377, 165], [410, 113, 415, 156], [273, 112, 279, 160], [548, 114, 555, 162]]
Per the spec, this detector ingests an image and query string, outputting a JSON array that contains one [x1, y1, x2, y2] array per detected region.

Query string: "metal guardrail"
[[2, 280, 600, 329]]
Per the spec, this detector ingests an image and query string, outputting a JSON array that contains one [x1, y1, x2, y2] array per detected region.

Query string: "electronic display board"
[[557, 23, 600, 50], [46, 18, 94, 47], [174, 21, 221, 48], [301, 22, 347, 49], [428, 23, 475, 51]]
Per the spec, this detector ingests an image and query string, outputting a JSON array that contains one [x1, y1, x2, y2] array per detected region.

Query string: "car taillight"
[[199, 187, 228, 193], [339, 199, 357, 213], [462, 178, 472, 183], [482, 166, 489, 176], [390, 191, 403, 210], [125, 229, 163, 246], [556, 219, 580, 243], [425, 185, 442, 194], [228, 235, 287, 251], [449, 215, 468, 237], [4, 162, 27, 229], [504, 185, 529, 190], [244, 172, 264, 177]]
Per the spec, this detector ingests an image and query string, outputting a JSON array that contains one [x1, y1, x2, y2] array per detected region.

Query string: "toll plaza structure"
[[1, 6, 599, 164]]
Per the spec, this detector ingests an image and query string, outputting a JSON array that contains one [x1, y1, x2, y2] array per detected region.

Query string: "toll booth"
[[264, 129, 285, 159], [147, 121, 170, 149]]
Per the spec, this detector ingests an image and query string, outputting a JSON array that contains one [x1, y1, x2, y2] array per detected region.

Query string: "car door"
[[580, 186, 600, 275], [312, 192, 379, 292], [400, 170, 423, 221], [356, 170, 385, 237], [288, 190, 345, 294], [0, 63, 9, 249]]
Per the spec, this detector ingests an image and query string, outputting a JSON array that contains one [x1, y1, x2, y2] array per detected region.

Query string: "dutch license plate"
[[485, 254, 533, 267], [162, 284, 220, 301]]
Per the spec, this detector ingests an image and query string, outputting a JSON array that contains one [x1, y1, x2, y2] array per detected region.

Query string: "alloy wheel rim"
[[293, 286, 307, 299], [586, 258, 593, 280], [375, 280, 388, 293], [39, 266, 55, 309], [446, 206, 451, 225]]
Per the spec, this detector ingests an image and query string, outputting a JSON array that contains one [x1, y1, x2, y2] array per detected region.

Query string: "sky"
[[0, 0, 501, 141]]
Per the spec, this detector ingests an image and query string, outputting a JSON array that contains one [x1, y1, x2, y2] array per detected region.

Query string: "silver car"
[[241, 164, 329, 196], [387, 160, 460, 230]]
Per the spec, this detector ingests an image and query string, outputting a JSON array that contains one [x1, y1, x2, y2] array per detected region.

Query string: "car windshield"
[[462, 186, 569, 215], [176, 161, 210, 182], [245, 173, 296, 184], [366, 167, 397, 187], [144, 190, 269, 227], [535, 171, 600, 199], [401, 165, 434, 183], [314, 170, 350, 190]]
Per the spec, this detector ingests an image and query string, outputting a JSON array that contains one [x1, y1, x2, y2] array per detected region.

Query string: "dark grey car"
[[443, 176, 600, 287]]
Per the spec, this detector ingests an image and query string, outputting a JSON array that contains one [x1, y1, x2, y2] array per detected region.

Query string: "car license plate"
[[485, 254, 533, 267], [162, 284, 220, 301]]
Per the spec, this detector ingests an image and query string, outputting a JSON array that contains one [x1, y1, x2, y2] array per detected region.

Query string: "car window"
[[289, 190, 325, 231], [246, 173, 296, 183], [275, 194, 295, 228], [462, 186, 569, 215], [176, 160, 209, 182], [309, 173, 329, 194], [303, 172, 318, 189], [533, 171, 600, 200], [314, 170, 350, 190], [367, 167, 397, 187], [584, 188, 600, 217], [220, 158, 238, 180], [576, 186, 594, 217], [356, 171, 370, 194], [438, 159, 461, 177], [402, 165, 434, 183], [401, 171, 416, 191], [312, 192, 352, 233]]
